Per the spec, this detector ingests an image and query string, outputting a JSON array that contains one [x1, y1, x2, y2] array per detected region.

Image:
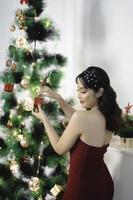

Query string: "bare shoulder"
[[74, 109, 105, 123]]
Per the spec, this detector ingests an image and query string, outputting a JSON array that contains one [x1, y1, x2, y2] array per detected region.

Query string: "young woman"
[[32, 66, 124, 200]]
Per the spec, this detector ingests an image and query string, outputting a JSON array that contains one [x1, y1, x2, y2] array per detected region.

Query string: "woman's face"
[[77, 78, 98, 109]]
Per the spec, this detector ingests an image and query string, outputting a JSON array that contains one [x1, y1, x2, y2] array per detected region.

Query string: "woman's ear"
[[96, 87, 104, 98]]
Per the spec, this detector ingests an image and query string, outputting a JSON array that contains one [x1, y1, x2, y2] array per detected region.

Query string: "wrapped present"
[[33, 97, 43, 113], [34, 97, 43, 106], [4, 83, 14, 92]]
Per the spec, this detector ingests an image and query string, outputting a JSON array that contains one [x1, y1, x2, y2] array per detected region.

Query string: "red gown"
[[63, 138, 114, 200]]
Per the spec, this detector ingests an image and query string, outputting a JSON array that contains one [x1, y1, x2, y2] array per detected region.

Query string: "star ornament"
[[124, 102, 133, 115]]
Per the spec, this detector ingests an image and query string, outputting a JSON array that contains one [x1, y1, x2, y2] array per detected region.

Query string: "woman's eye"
[[77, 90, 86, 93]]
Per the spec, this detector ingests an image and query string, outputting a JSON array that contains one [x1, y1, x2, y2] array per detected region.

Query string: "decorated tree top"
[[119, 102, 133, 138]]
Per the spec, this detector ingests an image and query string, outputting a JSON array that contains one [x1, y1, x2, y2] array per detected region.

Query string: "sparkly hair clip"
[[83, 70, 98, 88]]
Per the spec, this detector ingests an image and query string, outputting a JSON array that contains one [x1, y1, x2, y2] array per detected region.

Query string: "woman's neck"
[[87, 105, 98, 111]]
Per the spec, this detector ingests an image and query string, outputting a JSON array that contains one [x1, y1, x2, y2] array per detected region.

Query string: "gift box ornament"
[[4, 83, 14, 92], [50, 184, 64, 197], [33, 97, 43, 113]]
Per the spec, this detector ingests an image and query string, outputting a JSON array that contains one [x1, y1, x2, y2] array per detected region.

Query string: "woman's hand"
[[39, 86, 59, 100], [32, 105, 45, 121]]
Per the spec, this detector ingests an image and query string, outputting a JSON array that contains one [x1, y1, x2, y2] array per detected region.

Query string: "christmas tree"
[[0, 0, 68, 199], [119, 102, 133, 138]]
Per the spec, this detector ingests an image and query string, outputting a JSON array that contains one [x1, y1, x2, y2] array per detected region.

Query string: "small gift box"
[[4, 83, 14, 92], [34, 97, 43, 106], [33, 97, 43, 113]]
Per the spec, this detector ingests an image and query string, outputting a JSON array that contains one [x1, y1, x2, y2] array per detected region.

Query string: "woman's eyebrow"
[[77, 86, 85, 89]]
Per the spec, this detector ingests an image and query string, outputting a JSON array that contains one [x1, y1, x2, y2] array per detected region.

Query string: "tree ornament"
[[10, 160, 19, 174], [5, 59, 12, 67], [124, 102, 133, 115], [19, 14, 25, 21], [50, 184, 63, 197], [20, 0, 29, 4], [33, 96, 43, 113], [21, 79, 29, 89], [4, 83, 14, 92], [23, 99, 34, 111], [9, 25, 16, 32], [11, 62, 17, 71], [16, 36, 28, 48], [34, 97, 43, 106], [16, 9, 23, 18], [20, 137, 29, 148], [19, 19, 27, 30], [7, 120, 13, 128], [19, 24, 27, 30], [17, 134, 24, 141], [29, 177, 40, 192]]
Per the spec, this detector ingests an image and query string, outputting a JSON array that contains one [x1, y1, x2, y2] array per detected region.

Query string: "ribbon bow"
[[20, 0, 29, 4]]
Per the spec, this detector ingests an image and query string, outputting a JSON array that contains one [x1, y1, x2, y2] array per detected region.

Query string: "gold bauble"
[[50, 184, 63, 197], [29, 177, 40, 192], [20, 137, 29, 148], [9, 25, 16, 32], [23, 100, 33, 111], [21, 79, 29, 89], [17, 134, 24, 141], [7, 120, 13, 128]]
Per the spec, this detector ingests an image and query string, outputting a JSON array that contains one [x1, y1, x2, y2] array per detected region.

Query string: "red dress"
[[63, 138, 114, 200]]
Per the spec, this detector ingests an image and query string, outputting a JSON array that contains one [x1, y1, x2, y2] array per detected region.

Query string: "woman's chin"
[[81, 104, 86, 108]]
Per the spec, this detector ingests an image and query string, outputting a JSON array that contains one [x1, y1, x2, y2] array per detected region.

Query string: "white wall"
[[82, 0, 133, 111], [0, 0, 133, 111]]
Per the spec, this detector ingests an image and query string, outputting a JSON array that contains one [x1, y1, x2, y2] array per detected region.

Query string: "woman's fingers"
[[38, 104, 41, 111]]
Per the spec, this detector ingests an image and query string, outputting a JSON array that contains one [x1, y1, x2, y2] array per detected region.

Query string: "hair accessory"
[[82, 70, 98, 88]]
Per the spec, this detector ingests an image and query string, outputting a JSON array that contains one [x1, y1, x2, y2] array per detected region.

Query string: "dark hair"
[[76, 66, 125, 134]]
